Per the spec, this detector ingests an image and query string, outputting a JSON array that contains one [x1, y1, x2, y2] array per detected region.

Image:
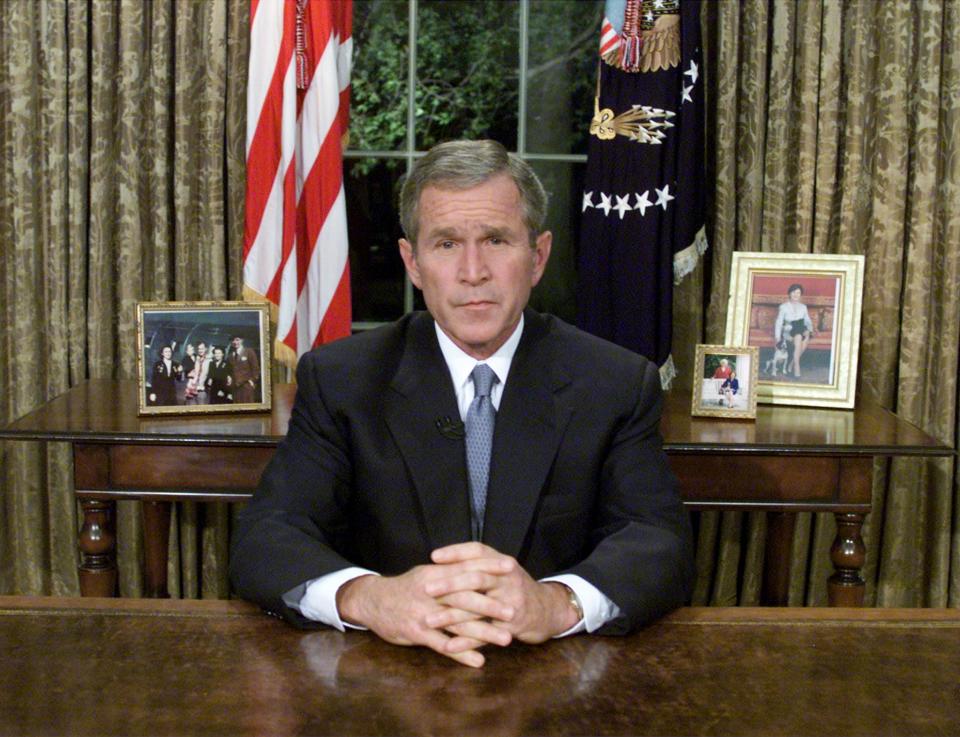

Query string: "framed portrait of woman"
[[724, 253, 865, 409]]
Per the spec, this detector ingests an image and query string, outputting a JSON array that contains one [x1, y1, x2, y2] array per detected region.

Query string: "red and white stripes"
[[599, 17, 620, 57], [244, 0, 353, 367]]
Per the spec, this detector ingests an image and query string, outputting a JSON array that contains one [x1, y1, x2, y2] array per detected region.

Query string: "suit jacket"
[[229, 310, 694, 633], [149, 360, 181, 406], [206, 359, 233, 403], [229, 346, 260, 385]]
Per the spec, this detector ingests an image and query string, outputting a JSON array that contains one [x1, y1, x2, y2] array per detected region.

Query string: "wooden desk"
[[1, 597, 958, 737], [0, 380, 951, 604]]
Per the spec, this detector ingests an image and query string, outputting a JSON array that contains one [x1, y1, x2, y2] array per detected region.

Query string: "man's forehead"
[[420, 175, 521, 208]]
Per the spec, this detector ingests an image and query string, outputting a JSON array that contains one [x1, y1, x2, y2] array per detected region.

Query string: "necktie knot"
[[471, 363, 497, 398]]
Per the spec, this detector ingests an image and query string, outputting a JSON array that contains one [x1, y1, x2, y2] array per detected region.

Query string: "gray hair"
[[399, 140, 548, 246]]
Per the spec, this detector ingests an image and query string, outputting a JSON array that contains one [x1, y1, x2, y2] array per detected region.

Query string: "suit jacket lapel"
[[383, 314, 473, 549], [483, 311, 572, 557]]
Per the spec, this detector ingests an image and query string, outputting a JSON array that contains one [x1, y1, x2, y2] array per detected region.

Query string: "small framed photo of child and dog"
[[691, 345, 759, 420], [136, 301, 272, 416], [723, 252, 865, 409]]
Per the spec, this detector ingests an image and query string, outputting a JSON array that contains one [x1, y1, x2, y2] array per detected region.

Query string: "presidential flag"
[[577, 0, 706, 387], [244, 0, 353, 368]]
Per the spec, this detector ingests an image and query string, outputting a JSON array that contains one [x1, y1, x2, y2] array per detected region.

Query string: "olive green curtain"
[[0, 0, 249, 597], [2, 0, 958, 608], [673, 0, 960, 606]]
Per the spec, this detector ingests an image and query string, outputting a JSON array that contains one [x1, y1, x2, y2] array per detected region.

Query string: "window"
[[346, 0, 602, 327]]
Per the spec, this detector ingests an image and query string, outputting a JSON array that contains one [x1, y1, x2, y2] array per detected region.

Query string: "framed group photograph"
[[136, 301, 272, 416], [691, 344, 759, 419], [724, 252, 865, 409]]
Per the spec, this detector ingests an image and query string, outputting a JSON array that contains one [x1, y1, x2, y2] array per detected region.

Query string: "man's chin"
[[441, 323, 507, 359]]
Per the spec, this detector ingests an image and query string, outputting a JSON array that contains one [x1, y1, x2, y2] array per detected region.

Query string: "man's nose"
[[458, 242, 490, 284]]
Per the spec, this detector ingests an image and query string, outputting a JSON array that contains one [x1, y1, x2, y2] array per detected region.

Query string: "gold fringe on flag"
[[241, 284, 300, 374]]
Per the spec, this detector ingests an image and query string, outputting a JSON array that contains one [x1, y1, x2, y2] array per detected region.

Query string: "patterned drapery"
[[0, 0, 249, 597]]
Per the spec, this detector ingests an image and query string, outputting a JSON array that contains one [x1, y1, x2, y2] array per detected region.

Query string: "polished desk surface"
[[0, 379, 951, 456], [1, 597, 958, 737]]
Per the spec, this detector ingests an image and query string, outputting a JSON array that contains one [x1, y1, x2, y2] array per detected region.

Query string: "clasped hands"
[[335, 542, 579, 668]]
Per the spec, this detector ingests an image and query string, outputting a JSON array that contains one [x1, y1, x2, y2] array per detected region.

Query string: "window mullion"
[[403, 0, 419, 314], [517, 0, 529, 156]]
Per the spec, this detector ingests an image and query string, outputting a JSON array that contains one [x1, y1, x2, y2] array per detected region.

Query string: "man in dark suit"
[[148, 345, 182, 406], [205, 346, 233, 404], [230, 140, 693, 668], [228, 336, 259, 403]]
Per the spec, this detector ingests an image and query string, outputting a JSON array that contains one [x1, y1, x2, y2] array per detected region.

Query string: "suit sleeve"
[[565, 359, 695, 634], [229, 352, 358, 627]]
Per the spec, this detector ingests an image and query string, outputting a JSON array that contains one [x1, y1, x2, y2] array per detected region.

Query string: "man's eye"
[[488, 237, 503, 245], [439, 240, 456, 250]]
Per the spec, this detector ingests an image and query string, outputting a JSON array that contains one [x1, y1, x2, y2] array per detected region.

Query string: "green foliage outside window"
[[349, 0, 601, 173]]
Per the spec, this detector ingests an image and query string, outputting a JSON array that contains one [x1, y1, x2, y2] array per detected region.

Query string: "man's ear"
[[398, 238, 422, 289], [530, 231, 552, 287]]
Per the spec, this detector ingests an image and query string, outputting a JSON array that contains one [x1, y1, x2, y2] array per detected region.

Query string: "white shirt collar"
[[434, 314, 524, 417]]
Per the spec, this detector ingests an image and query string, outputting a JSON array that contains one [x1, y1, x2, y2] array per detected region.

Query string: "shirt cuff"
[[540, 573, 621, 637], [292, 567, 380, 631]]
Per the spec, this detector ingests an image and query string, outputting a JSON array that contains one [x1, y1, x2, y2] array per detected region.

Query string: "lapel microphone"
[[435, 415, 465, 439]]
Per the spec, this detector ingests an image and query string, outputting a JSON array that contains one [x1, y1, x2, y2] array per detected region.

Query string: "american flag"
[[244, 0, 353, 367]]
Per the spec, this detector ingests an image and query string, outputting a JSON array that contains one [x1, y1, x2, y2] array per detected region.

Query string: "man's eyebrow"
[[425, 226, 461, 241], [424, 224, 513, 241], [482, 225, 510, 239]]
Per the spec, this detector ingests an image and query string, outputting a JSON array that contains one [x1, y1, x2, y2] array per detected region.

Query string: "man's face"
[[213, 348, 224, 362], [197, 343, 206, 357], [398, 174, 551, 360], [232, 338, 241, 350]]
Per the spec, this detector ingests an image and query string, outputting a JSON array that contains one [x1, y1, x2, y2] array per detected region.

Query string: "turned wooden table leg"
[[143, 501, 172, 598], [828, 512, 866, 606], [761, 511, 796, 606], [78, 499, 117, 597]]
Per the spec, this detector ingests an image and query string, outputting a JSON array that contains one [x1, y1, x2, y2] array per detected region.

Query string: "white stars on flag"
[[582, 188, 676, 219], [655, 185, 675, 209], [597, 192, 612, 216], [634, 190, 652, 216], [681, 60, 699, 105]]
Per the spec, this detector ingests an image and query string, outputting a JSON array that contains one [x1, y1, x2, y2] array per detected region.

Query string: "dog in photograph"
[[763, 338, 790, 377]]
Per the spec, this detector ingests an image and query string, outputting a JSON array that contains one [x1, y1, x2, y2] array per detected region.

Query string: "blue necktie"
[[465, 363, 498, 541]]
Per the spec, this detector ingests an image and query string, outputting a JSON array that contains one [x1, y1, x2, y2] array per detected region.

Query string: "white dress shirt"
[[294, 315, 620, 636]]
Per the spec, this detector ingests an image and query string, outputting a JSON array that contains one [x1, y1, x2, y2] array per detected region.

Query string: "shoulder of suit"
[[524, 311, 655, 392], [534, 312, 651, 369], [295, 312, 428, 391]]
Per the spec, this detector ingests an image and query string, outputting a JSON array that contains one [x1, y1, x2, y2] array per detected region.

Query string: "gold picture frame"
[[691, 344, 759, 419], [724, 252, 865, 408], [136, 301, 272, 416]]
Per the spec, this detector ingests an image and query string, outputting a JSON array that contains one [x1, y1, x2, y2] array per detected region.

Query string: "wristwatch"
[[563, 584, 584, 622]]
